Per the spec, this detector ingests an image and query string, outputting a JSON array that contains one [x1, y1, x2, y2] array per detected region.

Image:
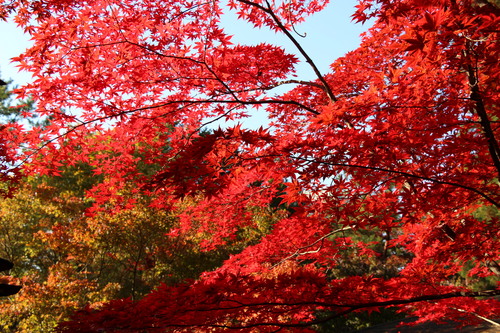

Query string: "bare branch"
[[272, 226, 353, 268]]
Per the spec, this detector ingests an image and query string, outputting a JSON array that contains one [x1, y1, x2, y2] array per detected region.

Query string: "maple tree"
[[0, 0, 499, 331]]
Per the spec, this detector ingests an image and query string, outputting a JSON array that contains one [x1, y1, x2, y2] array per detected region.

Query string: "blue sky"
[[220, 0, 370, 80], [0, 19, 33, 85]]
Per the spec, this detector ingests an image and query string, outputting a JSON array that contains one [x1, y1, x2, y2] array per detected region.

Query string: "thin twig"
[[272, 226, 353, 268]]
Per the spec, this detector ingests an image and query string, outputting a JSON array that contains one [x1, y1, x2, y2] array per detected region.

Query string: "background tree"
[[0, 156, 280, 331], [0, 77, 34, 124]]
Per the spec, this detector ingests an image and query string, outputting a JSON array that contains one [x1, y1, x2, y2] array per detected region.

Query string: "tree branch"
[[294, 156, 500, 208], [237, 0, 337, 103], [466, 62, 500, 179], [271, 226, 353, 268], [111, 289, 500, 331]]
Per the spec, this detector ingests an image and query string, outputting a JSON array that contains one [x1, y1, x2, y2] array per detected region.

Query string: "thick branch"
[[466, 64, 500, 179]]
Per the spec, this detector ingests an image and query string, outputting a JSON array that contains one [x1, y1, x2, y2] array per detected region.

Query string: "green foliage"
[[0, 76, 36, 125]]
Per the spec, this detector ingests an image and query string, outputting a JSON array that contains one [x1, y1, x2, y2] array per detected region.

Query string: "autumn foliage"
[[0, 0, 499, 331]]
